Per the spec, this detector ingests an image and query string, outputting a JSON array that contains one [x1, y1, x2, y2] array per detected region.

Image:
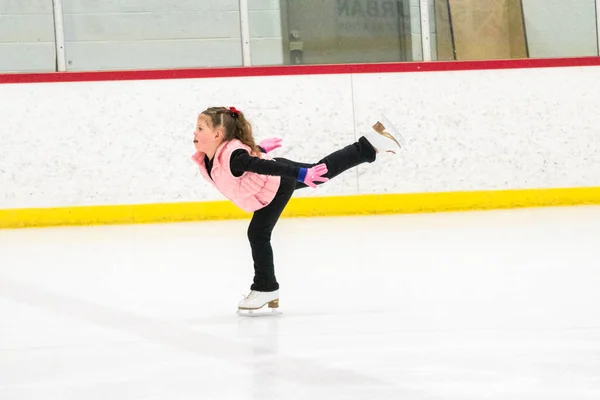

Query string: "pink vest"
[[191, 139, 281, 212]]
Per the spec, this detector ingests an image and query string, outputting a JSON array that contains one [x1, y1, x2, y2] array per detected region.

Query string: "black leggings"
[[247, 136, 377, 292]]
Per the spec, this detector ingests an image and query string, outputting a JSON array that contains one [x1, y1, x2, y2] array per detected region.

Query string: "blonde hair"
[[201, 106, 260, 156]]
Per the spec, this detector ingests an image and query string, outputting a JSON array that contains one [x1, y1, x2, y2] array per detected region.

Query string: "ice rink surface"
[[1, 206, 599, 400]]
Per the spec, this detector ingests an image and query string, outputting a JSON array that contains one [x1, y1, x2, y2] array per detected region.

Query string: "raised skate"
[[236, 289, 282, 317], [365, 114, 406, 154]]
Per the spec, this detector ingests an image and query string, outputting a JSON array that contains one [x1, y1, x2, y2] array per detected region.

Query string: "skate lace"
[[241, 290, 260, 300]]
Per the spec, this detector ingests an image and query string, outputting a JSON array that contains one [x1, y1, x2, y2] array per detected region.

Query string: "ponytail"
[[201, 106, 261, 156]]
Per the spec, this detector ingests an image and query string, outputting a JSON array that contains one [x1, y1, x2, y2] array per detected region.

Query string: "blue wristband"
[[297, 168, 307, 183]]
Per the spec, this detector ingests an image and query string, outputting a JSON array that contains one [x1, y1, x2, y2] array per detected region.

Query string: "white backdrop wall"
[[0, 0, 57, 72], [521, 0, 599, 58], [59, 0, 284, 70], [0, 0, 284, 73], [1, 65, 600, 210]]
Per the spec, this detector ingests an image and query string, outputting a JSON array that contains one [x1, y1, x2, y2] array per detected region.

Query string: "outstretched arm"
[[230, 149, 329, 188], [230, 149, 301, 178]]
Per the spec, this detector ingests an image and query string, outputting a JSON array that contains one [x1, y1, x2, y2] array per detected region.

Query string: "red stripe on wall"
[[1, 57, 599, 84]]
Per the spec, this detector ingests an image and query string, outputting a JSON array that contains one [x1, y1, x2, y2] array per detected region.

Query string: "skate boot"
[[365, 114, 405, 154], [237, 290, 281, 317]]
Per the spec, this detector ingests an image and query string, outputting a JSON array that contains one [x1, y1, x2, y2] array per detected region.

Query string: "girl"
[[191, 106, 403, 315]]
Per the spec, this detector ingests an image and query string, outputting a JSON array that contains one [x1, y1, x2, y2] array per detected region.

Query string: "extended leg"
[[276, 136, 377, 190]]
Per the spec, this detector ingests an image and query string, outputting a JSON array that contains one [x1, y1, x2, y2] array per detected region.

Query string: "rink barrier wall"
[[2, 187, 600, 229], [2, 57, 600, 229], [2, 56, 600, 84]]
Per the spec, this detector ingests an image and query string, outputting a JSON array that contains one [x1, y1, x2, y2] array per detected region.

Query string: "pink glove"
[[259, 137, 282, 153], [299, 164, 329, 188]]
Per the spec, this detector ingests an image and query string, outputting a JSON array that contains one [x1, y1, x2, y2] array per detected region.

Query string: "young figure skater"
[[191, 106, 403, 314]]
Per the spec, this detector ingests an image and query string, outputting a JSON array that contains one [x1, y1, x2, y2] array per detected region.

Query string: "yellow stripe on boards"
[[280, 186, 600, 217], [0, 200, 251, 229], [1, 187, 600, 229]]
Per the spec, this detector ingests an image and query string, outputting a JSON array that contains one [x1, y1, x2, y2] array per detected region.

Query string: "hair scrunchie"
[[229, 106, 240, 118]]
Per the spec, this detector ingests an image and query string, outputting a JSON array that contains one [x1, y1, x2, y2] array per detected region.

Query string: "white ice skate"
[[236, 290, 281, 317], [365, 114, 406, 154]]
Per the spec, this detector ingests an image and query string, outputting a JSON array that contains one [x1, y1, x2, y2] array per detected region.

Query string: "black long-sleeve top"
[[204, 147, 301, 180]]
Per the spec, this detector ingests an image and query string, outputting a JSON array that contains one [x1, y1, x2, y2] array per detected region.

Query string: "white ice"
[[1, 206, 599, 400]]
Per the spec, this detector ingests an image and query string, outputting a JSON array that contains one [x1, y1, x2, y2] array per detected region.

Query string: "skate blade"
[[237, 299, 281, 317], [236, 309, 282, 317]]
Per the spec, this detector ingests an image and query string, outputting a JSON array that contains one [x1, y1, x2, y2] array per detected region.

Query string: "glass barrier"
[[249, 0, 285, 65], [59, 0, 244, 71], [1, 0, 599, 72], [431, 0, 599, 61], [0, 0, 57, 72], [521, 0, 598, 58], [274, 0, 422, 65]]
